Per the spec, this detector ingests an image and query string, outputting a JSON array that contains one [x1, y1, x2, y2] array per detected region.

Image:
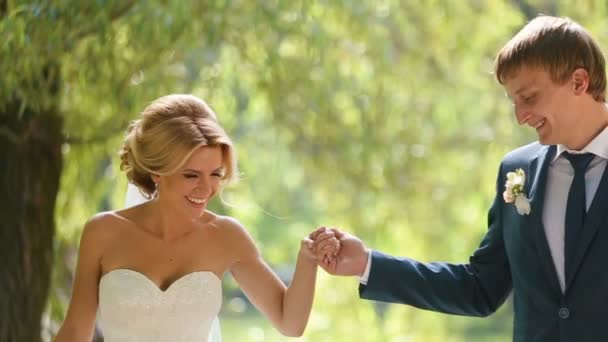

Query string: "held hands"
[[301, 227, 341, 264], [308, 226, 369, 277]]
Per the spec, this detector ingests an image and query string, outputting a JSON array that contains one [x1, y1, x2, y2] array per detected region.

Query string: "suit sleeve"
[[359, 164, 512, 317]]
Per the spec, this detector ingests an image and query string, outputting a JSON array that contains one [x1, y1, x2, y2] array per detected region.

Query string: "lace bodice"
[[98, 269, 222, 342]]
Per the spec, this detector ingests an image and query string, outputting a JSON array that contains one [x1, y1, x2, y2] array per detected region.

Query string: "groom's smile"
[[503, 65, 585, 147], [532, 118, 546, 130]]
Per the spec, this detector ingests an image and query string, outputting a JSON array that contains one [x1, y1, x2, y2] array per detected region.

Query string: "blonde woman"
[[55, 94, 339, 341]]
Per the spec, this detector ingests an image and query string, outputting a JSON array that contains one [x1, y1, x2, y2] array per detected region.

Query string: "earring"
[[154, 182, 159, 197]]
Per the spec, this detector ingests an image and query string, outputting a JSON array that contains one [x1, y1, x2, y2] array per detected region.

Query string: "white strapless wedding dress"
[[104, 184, 223, 341], [98, 269, 222, 341]]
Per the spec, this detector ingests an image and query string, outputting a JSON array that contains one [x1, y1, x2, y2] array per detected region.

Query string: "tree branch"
[[511, 0, 556, 21], [62, 109, 128, 146], [1, 0, 7, 17], [64, 129, 123, 145], [0, 125, 30, 144], [65, 0, 136, 48]]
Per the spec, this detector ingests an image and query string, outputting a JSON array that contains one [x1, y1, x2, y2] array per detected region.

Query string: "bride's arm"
[[226, 217, 334, 337], [54, 214, 109, 342]]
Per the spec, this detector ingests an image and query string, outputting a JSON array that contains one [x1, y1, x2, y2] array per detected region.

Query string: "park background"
[[2, 1, 608, 341]]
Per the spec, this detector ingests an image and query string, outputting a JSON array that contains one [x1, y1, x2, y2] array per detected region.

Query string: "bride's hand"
[[301, 227, 341, 264], [300, 236, 318, 262], [308, 226, 341, 267]]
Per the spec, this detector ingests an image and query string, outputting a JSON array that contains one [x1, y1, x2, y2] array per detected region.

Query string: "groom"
[[312, 15, 608, 342]]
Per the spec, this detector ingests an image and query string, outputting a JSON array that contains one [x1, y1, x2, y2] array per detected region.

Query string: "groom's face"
[[503, 65, 579, 146]]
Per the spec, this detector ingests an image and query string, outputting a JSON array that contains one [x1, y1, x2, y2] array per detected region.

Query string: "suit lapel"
[[528, 145, 562, 295], [565, 160, 608, 290]]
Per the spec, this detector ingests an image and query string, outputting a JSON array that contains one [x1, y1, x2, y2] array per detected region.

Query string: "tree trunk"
[[0, 89, 63, 340]]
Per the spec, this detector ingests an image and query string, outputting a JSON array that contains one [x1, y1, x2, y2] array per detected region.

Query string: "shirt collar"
[[555, 126, 608, 160]]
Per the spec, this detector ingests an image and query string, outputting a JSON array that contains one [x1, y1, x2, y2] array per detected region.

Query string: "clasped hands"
[[302, 226, 370, 277]]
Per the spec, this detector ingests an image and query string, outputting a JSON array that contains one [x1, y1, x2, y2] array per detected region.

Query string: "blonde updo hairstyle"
[[119, 94, 238, 198]]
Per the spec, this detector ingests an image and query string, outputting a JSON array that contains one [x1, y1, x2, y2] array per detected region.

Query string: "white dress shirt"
[[360, 127, 608, 289], [544, 127, 608, 292]]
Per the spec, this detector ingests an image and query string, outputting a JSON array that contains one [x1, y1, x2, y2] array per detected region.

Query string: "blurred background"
[[2, 1, 608, 341]]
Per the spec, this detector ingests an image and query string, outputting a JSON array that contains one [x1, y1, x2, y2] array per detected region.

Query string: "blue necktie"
[[563, 152, 595, 281]]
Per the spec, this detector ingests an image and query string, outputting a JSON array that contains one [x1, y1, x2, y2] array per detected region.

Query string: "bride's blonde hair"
[[119, 94, 238, 198]]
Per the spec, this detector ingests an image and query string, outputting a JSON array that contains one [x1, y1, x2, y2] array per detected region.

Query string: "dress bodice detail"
[[98, 269, 222, 342]]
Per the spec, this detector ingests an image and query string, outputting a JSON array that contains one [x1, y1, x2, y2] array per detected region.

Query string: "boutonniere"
[[503, 168, 531, 215]]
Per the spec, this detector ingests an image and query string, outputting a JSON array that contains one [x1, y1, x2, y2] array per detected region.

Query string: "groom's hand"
[[310, 227, 369, 277], [307, 227, 340, 266], [301, 228, 339, 262]]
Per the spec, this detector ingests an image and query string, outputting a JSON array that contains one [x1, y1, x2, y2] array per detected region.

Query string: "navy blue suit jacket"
[[360, 143, 608, 342]]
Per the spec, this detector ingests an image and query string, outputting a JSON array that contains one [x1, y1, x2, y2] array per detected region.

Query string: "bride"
[[54, 94, 340, 341]]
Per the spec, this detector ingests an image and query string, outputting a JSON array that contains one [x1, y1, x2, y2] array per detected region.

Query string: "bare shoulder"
[[210, 213, 259, 259], [78, 211, 127, 251], [211, 214, 243, 231], [211, 214, 252, 240], [83, 211, 124, 235]]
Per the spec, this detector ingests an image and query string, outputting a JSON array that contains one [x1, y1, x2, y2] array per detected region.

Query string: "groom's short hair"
[[494, 15, 606, 102]]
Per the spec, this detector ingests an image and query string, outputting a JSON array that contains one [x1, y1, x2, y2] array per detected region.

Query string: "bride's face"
[[158, 145, 224, 217]]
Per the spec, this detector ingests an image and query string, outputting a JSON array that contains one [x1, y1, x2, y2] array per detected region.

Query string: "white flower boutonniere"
[[503, 168, 531, 215]]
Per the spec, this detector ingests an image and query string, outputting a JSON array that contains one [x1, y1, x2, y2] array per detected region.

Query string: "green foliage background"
[[4, 0, 608, 341]]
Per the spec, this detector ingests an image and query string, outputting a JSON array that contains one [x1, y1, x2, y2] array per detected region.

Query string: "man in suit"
[[312, 15, 608, 342]]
